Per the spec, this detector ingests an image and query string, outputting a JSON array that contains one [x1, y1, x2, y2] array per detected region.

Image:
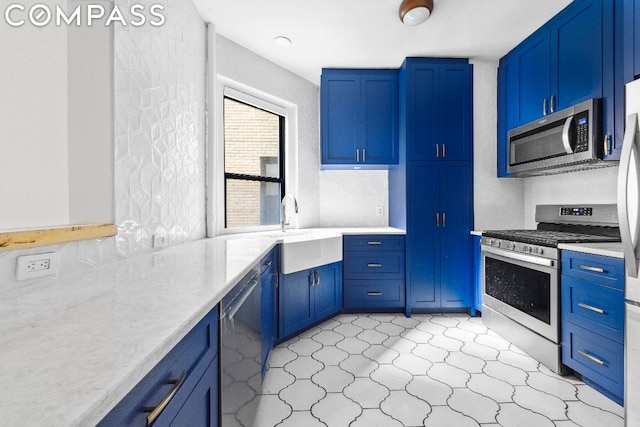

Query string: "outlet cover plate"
[[16, 252, 59, 281], [153, 234, 168, 248]]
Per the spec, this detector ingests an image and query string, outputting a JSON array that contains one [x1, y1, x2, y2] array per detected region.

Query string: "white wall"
[[0, 0, 207, 286], [471, 59, 525, 231], [523, 167, 619, 227]]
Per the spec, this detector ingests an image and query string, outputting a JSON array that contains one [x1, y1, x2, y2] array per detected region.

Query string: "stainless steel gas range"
[[481, 204, 620, 374]]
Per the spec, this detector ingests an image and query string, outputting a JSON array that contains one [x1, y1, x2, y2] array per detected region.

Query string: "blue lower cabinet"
[[279, 262, 342, 340], [98, 307, 219, 427], [260, 248, 279, 376]]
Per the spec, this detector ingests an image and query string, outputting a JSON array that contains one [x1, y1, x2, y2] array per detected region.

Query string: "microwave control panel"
[[574, 112, 590, 153]]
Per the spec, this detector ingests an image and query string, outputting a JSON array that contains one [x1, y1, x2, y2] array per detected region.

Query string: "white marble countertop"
[[558, 242, 624, 259], [0, 236, 276, 427], [0, 226, 403, 426]]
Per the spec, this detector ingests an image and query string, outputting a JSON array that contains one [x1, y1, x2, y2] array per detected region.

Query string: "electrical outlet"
[[16, 252, 59, 281], [376, 205, 384, 216], [153, 234, 168, 248]]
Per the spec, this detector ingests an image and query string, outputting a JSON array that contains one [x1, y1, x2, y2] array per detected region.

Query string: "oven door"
[[481, 245, 559, 343]]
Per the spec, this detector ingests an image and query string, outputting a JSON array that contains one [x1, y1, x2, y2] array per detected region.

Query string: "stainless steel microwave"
[[507, 98, 608, 176]]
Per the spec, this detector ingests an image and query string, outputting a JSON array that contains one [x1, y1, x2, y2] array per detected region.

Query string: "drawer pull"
[[578, 350, 605, 366], [578, 302, 605, 315], [145, 370, 187, 425], [368, 292, 382, 296], [368, 241, 382, 245], [368, 263, 382, 268], [578, 265, 605, 273], [264, 260, 273, 267]]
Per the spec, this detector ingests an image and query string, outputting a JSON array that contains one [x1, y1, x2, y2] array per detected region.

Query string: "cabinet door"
[[439, 162, 473, 308], [169, 357, 219, 427], [497, 55, 516, 177], [439, 64, 473, 161], [279, 269, 314, 338], [407, 64, 439, 160], [362, 74, 399, 164], [515, 30, 551, 125], [321, 73, 360, 164], [407, 163, 440, 308], [552, 0, 603, 110], [314, 263, 343, 321]]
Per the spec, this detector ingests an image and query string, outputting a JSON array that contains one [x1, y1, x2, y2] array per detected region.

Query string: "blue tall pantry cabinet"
[[389, 58, 474, 316]]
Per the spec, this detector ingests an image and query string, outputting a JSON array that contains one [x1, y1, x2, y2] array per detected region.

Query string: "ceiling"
[[192, 0, 573, 85]]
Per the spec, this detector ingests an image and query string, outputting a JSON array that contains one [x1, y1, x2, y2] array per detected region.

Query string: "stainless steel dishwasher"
[[220, 267, 261, 426]]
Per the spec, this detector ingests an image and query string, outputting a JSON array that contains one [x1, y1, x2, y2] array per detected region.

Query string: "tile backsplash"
[[1, 0, 207, 287]]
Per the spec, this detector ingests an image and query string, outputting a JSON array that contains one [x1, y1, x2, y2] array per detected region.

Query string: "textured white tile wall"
[[0, 0, 207, 287]]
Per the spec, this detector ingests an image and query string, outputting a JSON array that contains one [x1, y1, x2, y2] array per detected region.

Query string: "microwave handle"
[[562, 116, 574, 154]]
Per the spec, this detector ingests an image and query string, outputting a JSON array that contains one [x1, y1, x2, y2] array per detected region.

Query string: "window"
[[223, 96, 285, 229]]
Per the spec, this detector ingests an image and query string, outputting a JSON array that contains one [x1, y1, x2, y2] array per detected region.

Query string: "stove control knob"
[[538, 248, 544, 255], [485, 239, 493, 246], [508, 243, 516, 250], [523, 245, 531, 253], [494, 240, 501, 247]]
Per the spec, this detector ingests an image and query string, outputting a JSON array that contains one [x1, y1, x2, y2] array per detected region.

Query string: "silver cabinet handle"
[[356, 149, 360, 163], [368, 263, 382, 268], [442, 144, 446, 158], [368, 241, 382, 245], [578, 302, 605, 315], [436, 213, 440, 227], [368, 292, 382, 296], [604, 134, 610, 156], [578, 350, 605, 366], [543, 98, 548, 116], [315, 270, 320, 286], [578, 265, 605, 273], [363, 149, 366, 163], [435, 144, 440, 158], [550, 95, 556, 113], [309, 271, 315, 287], [264, 260, 272, 267], [442, 212, 446, 228], [145, 371, 187, 425]]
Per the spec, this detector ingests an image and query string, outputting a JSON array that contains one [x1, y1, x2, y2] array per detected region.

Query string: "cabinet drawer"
[[561, 275, 624, 343], [344, 280, 405, 308], [344, 235, 405, 252], [562, 320, 623, 401], [99, 307, 218, 427], [561, 251, 624, 289], [343, 252, 405, 280]]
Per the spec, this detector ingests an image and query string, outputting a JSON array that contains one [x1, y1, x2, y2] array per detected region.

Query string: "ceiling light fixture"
[[273, 36, 292, 47], [399, 0, 434, 26]]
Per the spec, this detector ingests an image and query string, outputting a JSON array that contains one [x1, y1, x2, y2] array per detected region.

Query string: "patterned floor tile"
[[311, 345, 349, 366], [380, 390, 431, 426], [350, 408, 404, 426], [311, 329, 344, 346], [339, 354, 379, 377], [448, 388, 500, 424], [311, 392, 361, 425], [282, 355, 323, 379], [424, 406, 480, 427], [255, 313, 624, 427], [406, 375, 453, 406], [311, 365, 354, 392], [343, 377, 390, 408], [496, 402, 555, 427], [279, 379, 326, 411]]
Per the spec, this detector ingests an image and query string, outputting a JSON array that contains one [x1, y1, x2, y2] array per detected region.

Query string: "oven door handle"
[[482, 245, 555, 268]]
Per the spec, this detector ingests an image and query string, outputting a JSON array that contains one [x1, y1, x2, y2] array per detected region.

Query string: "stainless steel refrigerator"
[[618, 77, 640, 426]]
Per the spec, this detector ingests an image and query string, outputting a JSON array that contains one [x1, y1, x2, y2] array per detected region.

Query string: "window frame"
[[212, 81, 298, 235], [223, 95, 286, 228]]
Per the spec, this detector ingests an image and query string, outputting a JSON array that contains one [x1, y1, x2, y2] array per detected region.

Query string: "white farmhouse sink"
[[266, 229, 343, 274]]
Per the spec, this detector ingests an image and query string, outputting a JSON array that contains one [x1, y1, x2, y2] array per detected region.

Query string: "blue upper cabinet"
[[404, 58, 473, 161], [321, 69, 399, 167], [497, 0, 617, 176], [624, 0, 640, 82]]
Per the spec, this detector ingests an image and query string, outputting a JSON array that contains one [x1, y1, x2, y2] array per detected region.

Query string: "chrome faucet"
[[281, 194, 299, 232]]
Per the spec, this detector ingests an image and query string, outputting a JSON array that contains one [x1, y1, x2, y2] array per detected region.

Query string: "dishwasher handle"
[[225, 278, 259, 321]]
